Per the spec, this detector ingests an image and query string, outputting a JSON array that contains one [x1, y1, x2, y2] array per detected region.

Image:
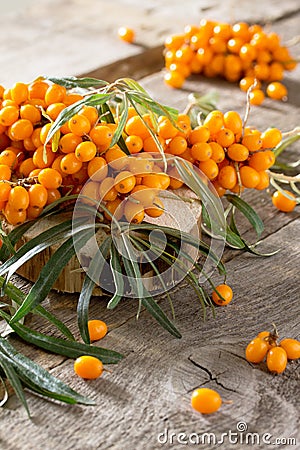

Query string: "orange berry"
[[145, 197, 164, 218], [0, 105, 19, 126], [239, 76, 261, 92], [89, 125, 113, 149], [272, 190, 296, 213], [168, 136, 187, 155], [9, 119, 33, 141], [104, 198, 123, 221], [105, 146, 127, 171], [118, 27, 135, 43], [59, 133, 82, 154], [28, 80, 49, 100], [46, 102, 66, 121], [39, 123, 53, 144], [191, 388, 222, 414], [211, 180, 226, 197], [191, 142, 212, 162], [88, 320, 108, 341], [114, 171, 136, 194], [80, 181, 100, 206], [32, 145, 55, 169], [10, 82, 28, 104], [130, 185, 156, 207], [249, 150, 275, 171], [203, 111, 224, 134], [227, 143, 249, 162], [143, 135, 165, 153], [255, 171, 269, 190], [75, 141, 97, 162], [125, 115, 150, 139], [19, 158, 36, 177], [44, 84, 66, 106], [249, 89, 265, 105], [0, 150, 18, 169], [189, 126, 210, 144], [128, 156, 154, 175], [20, 104, 41, 123], [28, 183, 48, 208], [46, 188, 61, 205], [210, 142, 225, 163], [239, 166, 260, 188], [60, 153, 83, 175], [261, 128, 282, 149], [0, 164, 12, 181], [164, 71, 184, 89], [3, 204, 27, 225], [212, 284, 233, 306], [242, 133, 262, 152], [246, 337, 269, 363], [78, 106, 99, 127], [279, 338, 300, 360], [125, 135, 143, 154], [99, 177, 118, 202], [218, 165, 237, 190], [8, 185, 29, 211], [38, 168, 62, 189], [87, 157, 108, 182], [223, 111, 243, 135], [74, 355, 103, 379], [216, 128, 235, 147], [266, 347, 287, 374], [27, 206, 43, 219], [198, 159, 219, 180], [124, 200, 145, 224], [68, 114, 91, 136], [0, 182, 12, 202]]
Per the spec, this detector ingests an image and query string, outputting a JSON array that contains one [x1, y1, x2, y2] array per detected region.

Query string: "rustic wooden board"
[[0, 5, 300, 450]]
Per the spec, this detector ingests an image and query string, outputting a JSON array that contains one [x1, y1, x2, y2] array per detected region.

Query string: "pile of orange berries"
[[245, 327, 300, 374], [163, 20, 297, 104], [0, 78, 281, 227]]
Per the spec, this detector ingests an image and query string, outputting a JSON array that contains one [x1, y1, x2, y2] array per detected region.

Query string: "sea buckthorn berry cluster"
[[163, 20, 297, 103], [245, 326, 300, 374], [0, 78, 281, 227]]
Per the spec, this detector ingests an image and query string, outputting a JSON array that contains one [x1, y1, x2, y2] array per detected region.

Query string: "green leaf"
[[0, 277, 74, 341], [110, 93, 128, 147], [141, 296, 181, 338], [0, 336, 95, 405], [0, 352, 30, 417], [107, 243, 124, 309], [119, 235, 181, 336], [77, 237, 112, 343], [10, 228, 94, 324], [225, 194, 264, 237], [47, 76, 108, 89]]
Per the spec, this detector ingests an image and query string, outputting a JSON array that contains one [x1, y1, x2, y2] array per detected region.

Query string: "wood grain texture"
[[0, 5, 300, 450]]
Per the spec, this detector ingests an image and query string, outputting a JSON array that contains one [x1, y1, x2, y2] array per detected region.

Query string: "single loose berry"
[[191, 388, 222, 414], [88, 320, 108, 341], [212, 284, 233, 306], [74, 355, 103, 379]]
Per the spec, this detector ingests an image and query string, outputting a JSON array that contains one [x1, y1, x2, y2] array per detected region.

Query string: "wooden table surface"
[[0, 1, 299, 449]]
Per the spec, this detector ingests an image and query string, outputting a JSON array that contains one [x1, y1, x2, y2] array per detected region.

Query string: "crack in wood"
[[187, 355, 238, 393]]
